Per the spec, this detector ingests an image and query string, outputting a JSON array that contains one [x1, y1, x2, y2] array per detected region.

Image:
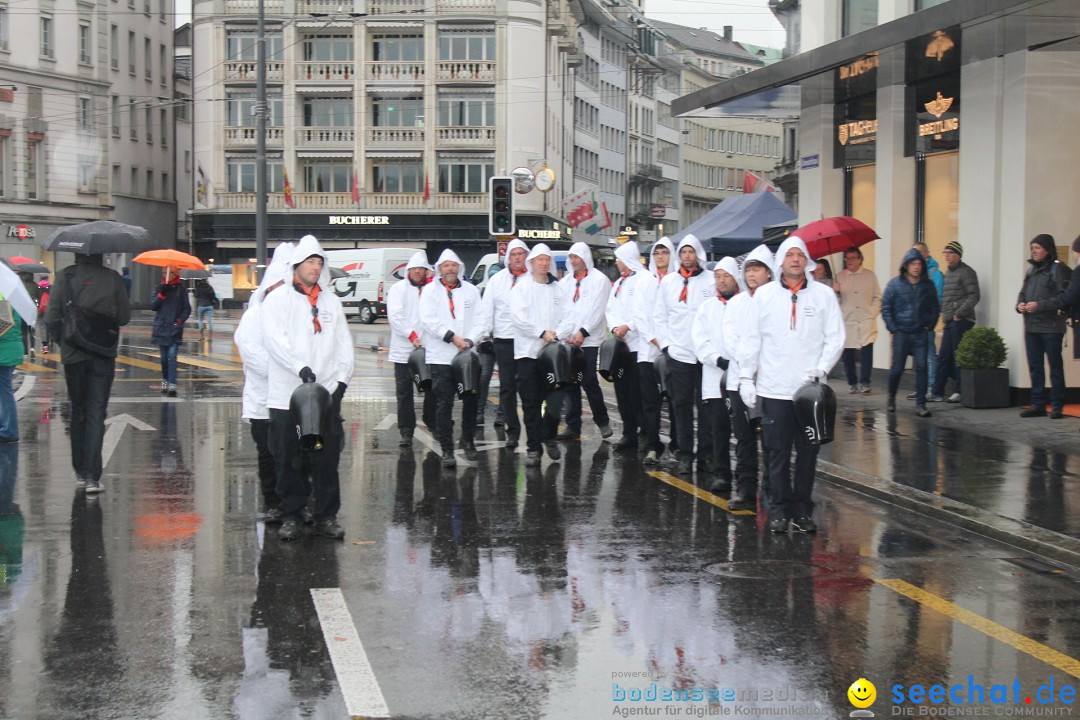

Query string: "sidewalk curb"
[[817, 459, 1080, 569]]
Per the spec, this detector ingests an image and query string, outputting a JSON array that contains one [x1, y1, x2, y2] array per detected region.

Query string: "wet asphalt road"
[[2, 316, 1080, 719]]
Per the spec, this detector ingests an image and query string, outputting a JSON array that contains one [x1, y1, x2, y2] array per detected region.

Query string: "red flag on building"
[[743, 170, 779, 194], [283, 167, 295, 208], [423, 170, 431, 202], [351, 168, 360, 206]]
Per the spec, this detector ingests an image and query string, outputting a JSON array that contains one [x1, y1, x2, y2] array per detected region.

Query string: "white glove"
[[805, 368, 825, 383], [739, 380, 757, 408]]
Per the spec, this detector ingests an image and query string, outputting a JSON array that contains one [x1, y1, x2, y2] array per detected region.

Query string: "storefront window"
[[916, 151, 958, 260], [842, 0, 877, 38]]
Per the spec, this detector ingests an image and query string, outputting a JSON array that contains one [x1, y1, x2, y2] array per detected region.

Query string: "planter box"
[[959, 367, 1010, 408]]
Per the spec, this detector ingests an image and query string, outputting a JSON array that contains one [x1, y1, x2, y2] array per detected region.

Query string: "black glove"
[[156, 283, 169, 296], [299, 366, 316, 383], [477, 340, 494, 354], [332, 382, 346, 404], [716, 357, 729, 370]]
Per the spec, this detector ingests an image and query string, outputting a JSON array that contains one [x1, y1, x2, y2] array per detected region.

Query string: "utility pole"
[[255, 0, 267, 278]]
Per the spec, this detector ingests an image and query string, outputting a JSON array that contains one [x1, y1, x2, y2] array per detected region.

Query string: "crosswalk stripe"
[[136, 351, 240, 372], [17, 361, 56, 373], [116, 354, 166, 371]]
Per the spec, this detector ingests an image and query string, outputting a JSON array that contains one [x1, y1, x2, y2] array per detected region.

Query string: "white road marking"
[[374, 413, 397, 431], [102, 413, 156, 468], [14, 375, 34, 401], [310, 588, 390, 720]]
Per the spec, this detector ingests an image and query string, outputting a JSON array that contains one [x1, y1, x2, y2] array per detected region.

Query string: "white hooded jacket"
[[631, 237, 675, 362], [693, 256, 740, 401], [511, 244, 565, 360], [418, 249, 482, 366], [654, 234, 714, 364], [386, 251, 434, 363], [261, 235, 355, 411], [738, 236, 845, 400], [723, 244, 775, 392], [557, 242, 609, 348], [605, 241, 647, 350], [236, 242, 295, 420], [474, 238, 529, 341]]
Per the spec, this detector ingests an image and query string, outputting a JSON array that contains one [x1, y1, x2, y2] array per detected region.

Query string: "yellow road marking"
[[876, 578, 1080, 678], [202, 352, 245, 364], [17, 362, 55, 373], [137, 351, 239, 372], [646, 470, 755, 516], [116, 354, 166, 371]]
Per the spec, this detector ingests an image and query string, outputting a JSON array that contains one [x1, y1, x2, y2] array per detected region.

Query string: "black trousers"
[[761, 397, 819, 521], [63, 357, 116, 483], [612, 351, 640, 440], [477, 347, 495, 419], [564, 345, 609, 432], [637, 361, 665, 454], [517, 357, 565, 453], [394, 362, 436, 435], [703, 397, 732, 481], [250, 418, 278, 509], [727, 393, 761, 497], [268, 405, 343, 522], [430, 364, 477, 454], [668, 357, 709, 465], [493, 338, 521, 435]]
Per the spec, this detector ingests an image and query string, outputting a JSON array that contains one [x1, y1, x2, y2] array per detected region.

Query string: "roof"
[[649, 20, 761, 62], [738, 43, 784, 65]]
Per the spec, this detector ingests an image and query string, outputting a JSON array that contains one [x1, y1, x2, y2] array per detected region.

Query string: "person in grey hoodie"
[[881, 248, 939, 417], [929, 241, 980, 403], [1016, 233, 1071, 418]]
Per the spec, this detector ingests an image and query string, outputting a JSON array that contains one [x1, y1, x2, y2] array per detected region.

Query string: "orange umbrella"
[[133, 249, 205, 282]]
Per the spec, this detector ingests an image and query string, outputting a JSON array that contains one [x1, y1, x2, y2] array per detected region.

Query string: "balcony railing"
[[435, 126, 495, 145], [225, 0, 284, 13], [364, 61, 424, 82], [224, 126, 285, 147], [366, 127, 424, 145], [224, 61, 285, 82], [296, 127, 355, 146], [632, 163, 663, 179], [217, 192, 487, 211], [434, 61, 496, 82], [295, 62, 355, 83], [369, 0, 423, 14], [296, 0, 359, 13], [435, 0, 495, 12]]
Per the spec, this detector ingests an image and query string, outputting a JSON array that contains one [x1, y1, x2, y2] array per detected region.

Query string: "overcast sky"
[[173, 0, 785, 48]]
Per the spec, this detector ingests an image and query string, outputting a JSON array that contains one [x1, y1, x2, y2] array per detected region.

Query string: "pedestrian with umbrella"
[[134, 250, 203, 397]]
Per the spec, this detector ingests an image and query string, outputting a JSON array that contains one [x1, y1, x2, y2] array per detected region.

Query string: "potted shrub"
[[956, 326, 1010, 408]]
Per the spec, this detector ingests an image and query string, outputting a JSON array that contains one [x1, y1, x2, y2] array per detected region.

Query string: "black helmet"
[[451, 348, 482, 399], [653, 351, 670, 399], [289, 377, 334, 451], [407, 346, 432, 393], [565, 344, 586, 385], [537, 342, 572, 391], [598, 337, 632, 382], [792, 379, 837, 445]]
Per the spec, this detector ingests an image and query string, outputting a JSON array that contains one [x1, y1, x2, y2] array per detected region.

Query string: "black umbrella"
[[14, 262, 50, 274], [42, 220, 159, 255]]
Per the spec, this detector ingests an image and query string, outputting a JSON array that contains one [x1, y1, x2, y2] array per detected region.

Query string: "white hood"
[[251, 241, 296, 306], [433, 248, 467, 279], [714, 256, 740, 292], [406, 251, 433, 272], [676, 234, 708, 270], [742, 244, 776, 286], [524, 243, 553, 275], [567, 241, 595, 271], [775, 235, 816, 274], [501, 238, 530, 266], [292, 234, 331, 289], [649, 237, 675, 278], [614, 241, 646, 275]]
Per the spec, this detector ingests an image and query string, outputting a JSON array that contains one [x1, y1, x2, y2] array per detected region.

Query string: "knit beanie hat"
[[944, 241, 963, 256], [1030, 233, 1056, 256]]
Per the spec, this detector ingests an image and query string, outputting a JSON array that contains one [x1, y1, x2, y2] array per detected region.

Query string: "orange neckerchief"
[[614, 269, 633, 296], [718, 289, 737, 303], [678, 265, 701, 303], [294, 282, 322, 333], [781, 276, 806, 329], [510, 267, 526, 287], [441, 278, 459, 318], [573, 269, 587, 302]]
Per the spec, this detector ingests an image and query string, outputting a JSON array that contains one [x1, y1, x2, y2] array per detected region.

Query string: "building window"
[[437, 95, 494, 127], [160, 108, 168, 146], [78, 97, 93, 130], [144, 38, 152, 81], [184, 150, 191, 173], [129, 101, 137, 140], [915, 0, 948, 7], [437, 156, 492, 193], [372, 97, 423, 127], [842, 0, 878, 38], [111, 96, 120, 136], [302, 97, 353, 127], [145, 107, 153, 142], [79, 23, 92, 64], [437, 29, 494, 61], [26, 137, 43, 199], [226, 31, 283, 60], [40, 16, 53, 57], [146, 169, 153, 197], [302, 34, 354, 61], [130, 166, 138, 194], [0, 7, 8, 51], [371, 34, 423, 61], [371, 161, 421, 193], [111, 164, 121, 193], [303, 159, 351, 192], [0, 133, 9, 197], [128, 31, 136, 74], [110, 25, 118, 68], [227, 93, 283, 126], [78, 157, 96, 192], [162, 172, 168, 198], [160, 44, 166, 85]]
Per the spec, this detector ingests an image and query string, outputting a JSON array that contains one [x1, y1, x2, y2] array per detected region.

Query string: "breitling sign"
[[918, 91, 959, 137]]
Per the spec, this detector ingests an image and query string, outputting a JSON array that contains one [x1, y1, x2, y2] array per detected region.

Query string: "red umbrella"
[[793, 217, 879, 259], [8, 256, 34, 265]]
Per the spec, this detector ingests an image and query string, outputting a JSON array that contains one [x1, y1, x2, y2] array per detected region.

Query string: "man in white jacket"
[[473, 238, 529, 448], [557, 242, 612, 440], [419, 249, 483, 468], [235, 241, 294, 524], [654, 234, 715, 476], [737, 236, 844, 533], [722, 244, 774, 511], [634, 237, 675, 465], [605, 241, 647, 451], [261, 235, 355, 541], [692, 256, 740, 494], [511, 243, 566, 467], [387, 250, 436, 448]]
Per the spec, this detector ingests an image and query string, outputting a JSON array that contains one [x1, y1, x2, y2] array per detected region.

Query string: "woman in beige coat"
[[834, 247, 881, 393]]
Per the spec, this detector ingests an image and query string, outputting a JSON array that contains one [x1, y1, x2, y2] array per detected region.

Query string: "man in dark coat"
[[150, 266, 191, 397], [882, 248, 940, 418], [1016, 233, 1072, 418]]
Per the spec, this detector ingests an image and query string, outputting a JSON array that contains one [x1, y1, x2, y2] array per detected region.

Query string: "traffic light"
[[488, 176, 516, 236]]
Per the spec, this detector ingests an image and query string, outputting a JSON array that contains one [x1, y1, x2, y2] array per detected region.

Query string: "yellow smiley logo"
[[848, 678, 876, 709]]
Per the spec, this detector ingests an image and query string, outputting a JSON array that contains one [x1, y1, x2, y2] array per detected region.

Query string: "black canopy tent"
[[670, 192, 797, 258]]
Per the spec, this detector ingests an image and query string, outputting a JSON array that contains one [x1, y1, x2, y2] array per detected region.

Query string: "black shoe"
[[557, 430, 581, 441], [475, 415, 485, 427], [768, 517, 789, 534], [463, 440, 478, 461], [676, 460, 692, 476], [399, 434, 413, 448], [1020, 407, 1047, 418], [915, 406, 932, 418], [791, 516, 818, 533], [1050, 409, 1064, 419], [505, 433, 519, 450], [301, 508, 315, 525], [493, 414, 506, 427], [525, 451, 541, 467], [278, 518, 301, 541], [613, 436, 638, 452], [545, 441, 561, 460], [598, 424, 614, 439], [442, 453, 457, 469], [709, 477, 732, 495], [315, 517, 345, 540], [886, 397, 896, 413], [728, 494, 757, 511], [262, 507, 284, 525]]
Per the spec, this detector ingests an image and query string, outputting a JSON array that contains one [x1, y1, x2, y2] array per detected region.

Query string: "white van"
[[469, 250, 571, 295], [326, 248, 424, 323]]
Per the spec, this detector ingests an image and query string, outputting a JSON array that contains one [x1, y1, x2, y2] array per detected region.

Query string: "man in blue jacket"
[[882, 248, 940, 418], [912, 241, 943, 394]]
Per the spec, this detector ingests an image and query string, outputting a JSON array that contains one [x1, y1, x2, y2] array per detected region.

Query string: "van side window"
[[470, 264, 487, 284], [487, 264, 500, 280]]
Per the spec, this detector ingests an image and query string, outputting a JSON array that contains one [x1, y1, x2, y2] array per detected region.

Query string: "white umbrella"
[[0, 263, 38, 325]]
